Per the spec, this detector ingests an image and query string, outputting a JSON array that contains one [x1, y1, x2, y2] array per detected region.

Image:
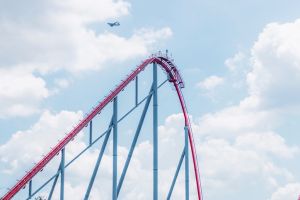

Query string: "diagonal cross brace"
[[117, 84, 154, 197], [84, 117, 114, 200], [47, 165, 61, 200], [167, 149, 185, 200]]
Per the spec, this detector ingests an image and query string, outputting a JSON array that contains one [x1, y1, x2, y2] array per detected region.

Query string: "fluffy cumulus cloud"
[[0, 111, 192, 200], [197, 75, 224, 90], [247, 19, 300, 108], [0, 68, 49, 118], [154, 114, 297, 199], [190, 114, 297, 199], [0, 110, 95, 197], [0, 110, 83, 175], [0, 110, 298, 199], [0, 0, 172, 73], [270, 183, 300, 200], [225, 52, 247, 72], [0, 0, 172, 118], [3, 5, 300, 200], [212, 18, 300, 110], [0, 0, 128, 73], [200, 139, 294, 198], [197, 96, 272, 137], [224, 52, 250, 89], [194, 18, 300, 199], [196, 75, 225, 99]]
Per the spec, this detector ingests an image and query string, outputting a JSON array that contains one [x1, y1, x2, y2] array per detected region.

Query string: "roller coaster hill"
[[1, 52, 203, 200]]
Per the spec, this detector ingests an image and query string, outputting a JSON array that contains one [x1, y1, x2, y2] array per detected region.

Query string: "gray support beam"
[[184, 126, 189, 200], [28, 180, 32, 199], [153, 62, 158, 200], [113, 97, 118, 200], [60, 148, 65, 200], [89, 120, 93, 146], [135, 76, 138, 106]]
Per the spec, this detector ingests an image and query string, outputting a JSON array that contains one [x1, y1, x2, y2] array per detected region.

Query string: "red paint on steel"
[[174, 84, 203, 200], [1, 55, 202, 200]]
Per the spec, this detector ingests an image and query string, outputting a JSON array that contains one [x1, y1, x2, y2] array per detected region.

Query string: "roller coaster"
[[1, 53, 203, 200]]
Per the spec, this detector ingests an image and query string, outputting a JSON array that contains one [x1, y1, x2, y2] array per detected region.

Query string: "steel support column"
[[135, 76, 138, 106], [89, 120, 93, 146], [60, 148, 65, 200], [184, 126, 189, 200], [153, 62, 158, 200], [117, 85, 153, 196], [113, 97, 118, 200], [28, 180, 32, 199]]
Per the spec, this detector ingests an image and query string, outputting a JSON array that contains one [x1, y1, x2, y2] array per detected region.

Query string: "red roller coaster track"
[[1, 54, 203, 200]]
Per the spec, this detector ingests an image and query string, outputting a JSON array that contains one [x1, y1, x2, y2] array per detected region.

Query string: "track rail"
[[1, 54, 202, 200]]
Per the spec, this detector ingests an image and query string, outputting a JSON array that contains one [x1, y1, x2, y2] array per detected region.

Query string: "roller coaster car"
[[107, 21, 120, 27]]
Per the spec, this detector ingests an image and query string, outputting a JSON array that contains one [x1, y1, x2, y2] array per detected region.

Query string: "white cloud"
[[53, 0, 130, 23], [54, 78, 71, 90], [0, 109, 298, 200], [194, 19, 300, 199], [0, 111, 188, 200], [0, 0, 172, 118], [0, 0, 171, 74], [225, 52, 246, 72], [0, 68, 49, 118], [270, 183, 300, 200], [235, 132, 298, 159], [0, 110, 82, 174], [3, 11, 300, 200], [247, 19, 300, 108], [197, 75, 224, 90], [199, 138, 293, 188], [224, 52, 250, 89], [67, 27, 172, 73], [197, 96, 275, 137], [144, 114, 297, 199]]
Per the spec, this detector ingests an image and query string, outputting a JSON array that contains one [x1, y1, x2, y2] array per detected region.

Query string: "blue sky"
[[0, 0, 300, 199]]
